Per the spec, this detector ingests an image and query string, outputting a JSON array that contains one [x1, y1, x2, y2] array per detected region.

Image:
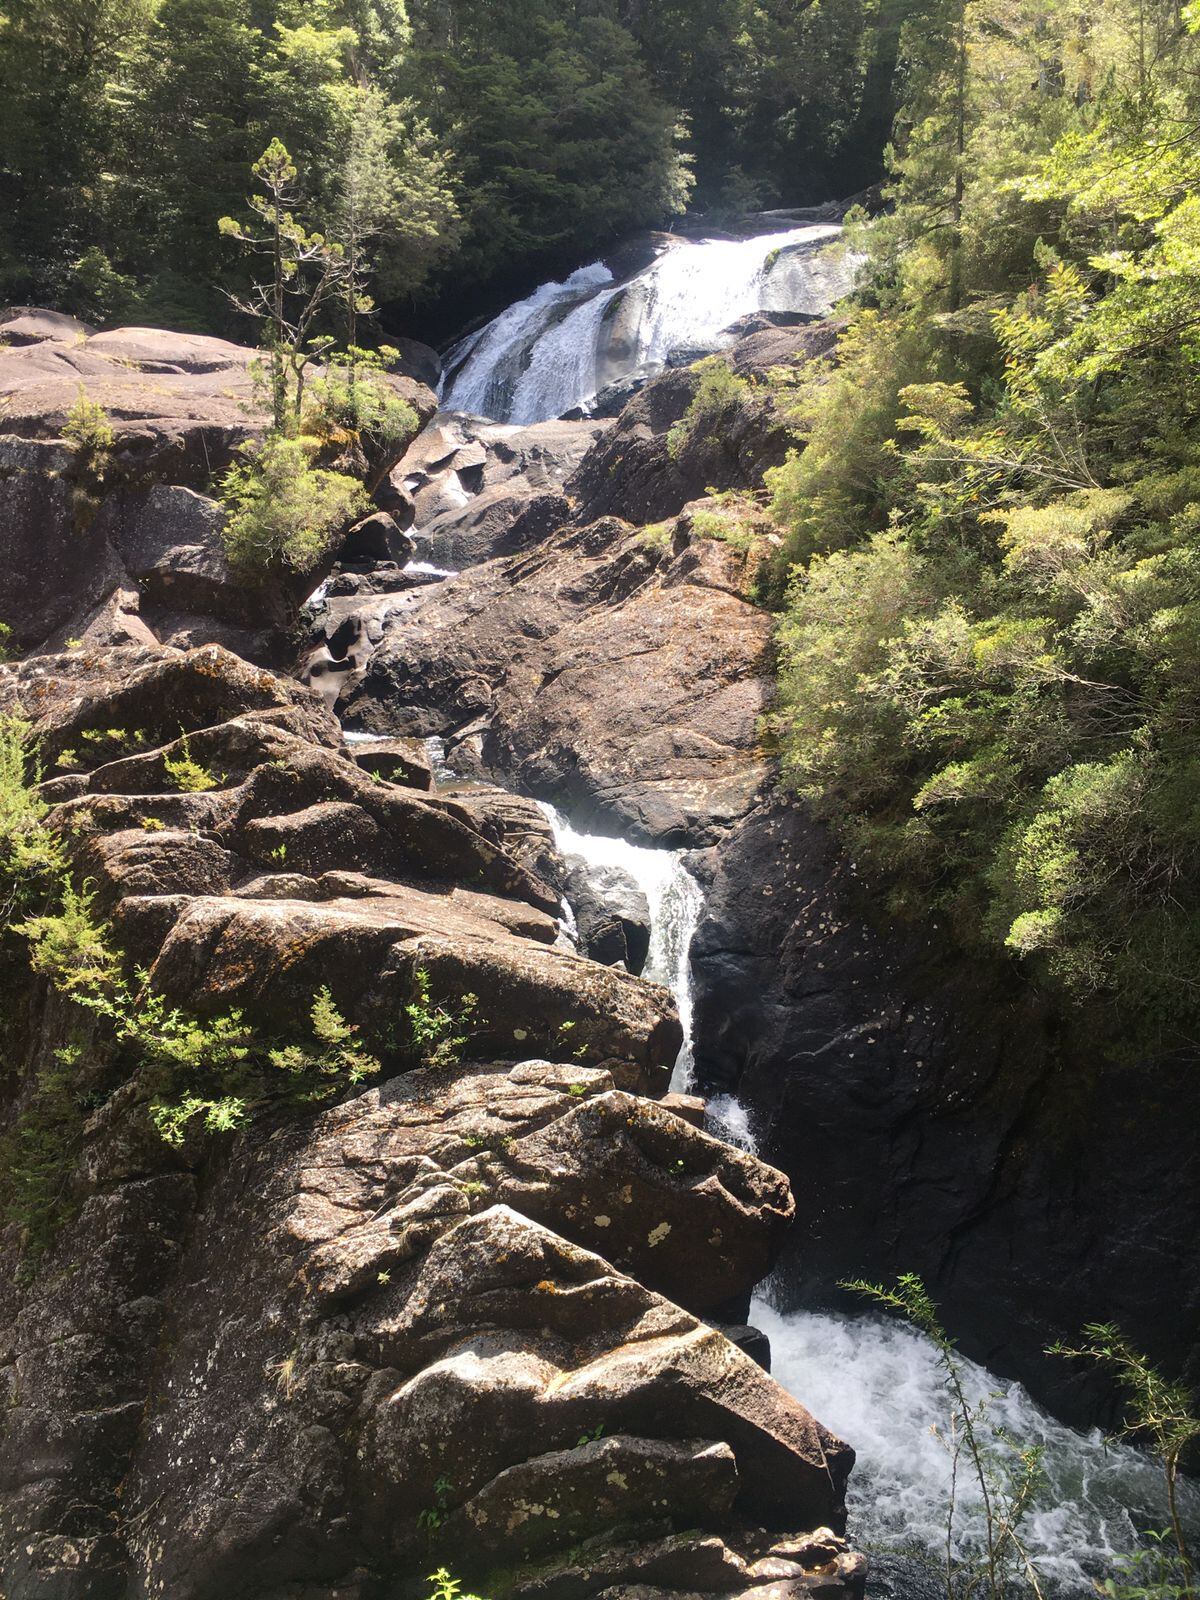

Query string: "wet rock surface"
[[335, 516, 773, 844], [0, 641, 857, 1599], [689, 798, 1200, 1420], [564, 855, 652, 974]]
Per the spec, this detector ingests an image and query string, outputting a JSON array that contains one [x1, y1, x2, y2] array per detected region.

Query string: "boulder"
[[0, 317, 439, 658], [338, 516, 773, 844], [389, 410, 606, 568], [567, 320, 839, 527], [340, 510, 414, 565], [564, 855, 651, 973], [347, 734, 433, 791], [0, 319, 437, 485]]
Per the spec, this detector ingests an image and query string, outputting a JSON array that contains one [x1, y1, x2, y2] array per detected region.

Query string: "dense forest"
[[764, 0, 1200, 1054], [0, 0, 914, 330]]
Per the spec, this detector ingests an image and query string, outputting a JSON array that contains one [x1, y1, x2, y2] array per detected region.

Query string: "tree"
[[219, 138, 348, 430]]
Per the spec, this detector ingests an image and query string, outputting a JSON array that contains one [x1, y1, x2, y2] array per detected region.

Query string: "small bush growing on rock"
[[426, 1569, 486, 1600], [405, 968, 478, 1067], [63, 388, 116, 458], [5, 841, 381, 1256], [0, 715, 66, 919], [304, 349, 419, 492], [163, 734, 221, 793], [218, 434, 367, 575], [667, 356, 752, 461]]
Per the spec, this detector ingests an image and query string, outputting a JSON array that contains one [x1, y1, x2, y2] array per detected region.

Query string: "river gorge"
[[0, 213, 1194, 1599]]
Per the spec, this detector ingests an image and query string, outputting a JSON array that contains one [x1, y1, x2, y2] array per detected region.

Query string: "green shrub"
[[405, 967, 478, 1068], [426, 1568, 487, 1600], [1051, 1325, 1198, 1600], [218, 434, 368, 574], [163, 734, 221, 793], [845, 1274, 1047, 1600], [7, 870, 380, 1256], [0, 714, 66, 918], [304, 352, 419, 467], [667, 356, 752, 460], [62, 387, 116, 457]]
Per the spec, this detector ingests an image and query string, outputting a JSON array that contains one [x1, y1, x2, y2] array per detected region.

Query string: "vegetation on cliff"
[[769, 0, 1200, 1051]]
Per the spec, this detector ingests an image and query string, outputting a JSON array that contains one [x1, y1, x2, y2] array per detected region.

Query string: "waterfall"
[[536, 803, 703, 1094], [755, 1295, 1200, 1596], [442, 223, 852, 425]]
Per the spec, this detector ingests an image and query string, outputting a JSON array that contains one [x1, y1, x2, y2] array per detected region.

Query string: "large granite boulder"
[[389, 410, 607, 568], [335, 516, 774, 845], [0, 641, 858, 1600], [564, 855, 652, 973], [0, 316, 438, 659]]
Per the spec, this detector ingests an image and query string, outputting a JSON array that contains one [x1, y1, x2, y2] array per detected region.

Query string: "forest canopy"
[[768, 0, 1200, 1051], [0, 0, 916, 330]]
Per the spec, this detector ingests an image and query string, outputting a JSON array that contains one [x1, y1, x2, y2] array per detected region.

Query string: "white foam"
[[442, 225, 852, 424], [755, 1296, 1200, 1593], [537, 803, 703, 1091]]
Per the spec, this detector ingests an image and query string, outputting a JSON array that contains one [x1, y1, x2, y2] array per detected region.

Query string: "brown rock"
[[338, 517, 773, 843]]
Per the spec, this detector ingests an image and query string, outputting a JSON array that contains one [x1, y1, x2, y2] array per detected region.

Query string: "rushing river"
[[755, 1296, 1200, 1596], [362, 219, 1195, 1592]]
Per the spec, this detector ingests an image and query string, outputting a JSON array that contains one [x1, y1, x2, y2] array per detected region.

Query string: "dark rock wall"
[[690, 799, 1200, 1420]]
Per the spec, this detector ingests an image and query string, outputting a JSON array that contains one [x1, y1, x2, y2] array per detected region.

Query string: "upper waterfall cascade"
[[440, 223, 853, 425]]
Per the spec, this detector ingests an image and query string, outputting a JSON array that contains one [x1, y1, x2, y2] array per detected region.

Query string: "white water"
[[404, 559, 460, 579], [536, 803, 703, 1092], [756, 1296, 1199, 1594], [442, 224, 849, 424]]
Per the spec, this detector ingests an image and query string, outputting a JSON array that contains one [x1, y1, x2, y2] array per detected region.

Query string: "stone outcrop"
[[0, 641, 859, 1599], [564, 855, 652, 974], [567, 322, 839, 527], [334, 515, 774, 844], [689, 797, 1200, 1422], [388, 410, 608, 569], [0, 315, 438, 661]]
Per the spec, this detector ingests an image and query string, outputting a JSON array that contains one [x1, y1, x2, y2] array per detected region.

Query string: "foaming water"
[[705, 1093, 758, 1152], [404, 559, 460, 579], [754, 1297, 1199, 1594], [537, 803, 703, 1091], [442, 225, 851, 424], [442, 263, 614, 422]]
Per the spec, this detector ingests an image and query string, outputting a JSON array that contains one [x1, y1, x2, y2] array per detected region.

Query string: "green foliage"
[[0, 1040, 94, 1265], [667, 357, 752, 461], [425, 1569, 486, 1600], [218, 434, 367, 575], [404, 967, 478, 1068], [62, 388, 116, 479], [0, 715, 66, 920], [303, 350, 420, 492], [0, 729, 380, 1260], [770, 0, 1200, 1050], [163, 734, 221, 793], [845, 1274, 1048, 1600], [1050, 1324, 1198, 1599]]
